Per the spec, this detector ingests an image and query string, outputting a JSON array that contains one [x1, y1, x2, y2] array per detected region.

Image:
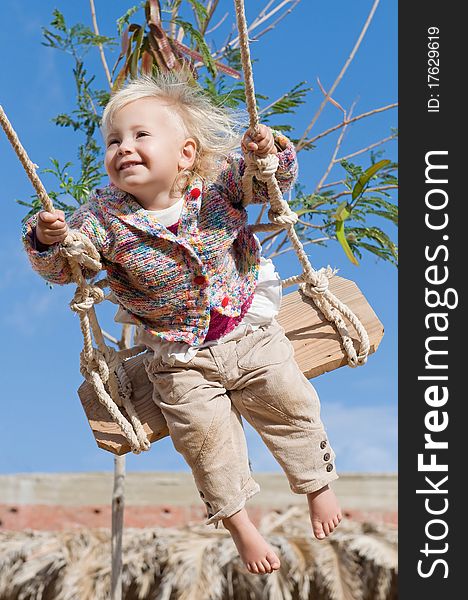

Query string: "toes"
[[261, 559, 272, 574], [248, 562, 259, 574], [323, 522, 331, 536], [313, 523, 326, 540], [327, 520, 335, 534], [333, 515, 341, 527], [256, 562, 267, 574], [267, 553, 281, 570]]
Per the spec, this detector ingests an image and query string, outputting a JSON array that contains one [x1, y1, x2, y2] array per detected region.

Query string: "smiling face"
[[104, 97, 196, 209]]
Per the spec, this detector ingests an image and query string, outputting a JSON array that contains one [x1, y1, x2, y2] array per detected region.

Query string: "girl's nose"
[[117, 145, 132, 156], [117, 139, 133, 155]]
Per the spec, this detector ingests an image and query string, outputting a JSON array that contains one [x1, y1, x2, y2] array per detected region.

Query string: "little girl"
[[23, 70, 342, 575]]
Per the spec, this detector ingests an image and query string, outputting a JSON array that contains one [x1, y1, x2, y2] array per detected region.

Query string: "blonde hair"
[[101, 69, 249, 195]]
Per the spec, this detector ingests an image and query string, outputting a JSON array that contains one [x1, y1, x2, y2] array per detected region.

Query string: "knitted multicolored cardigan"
[[23, 131, 298, 347]]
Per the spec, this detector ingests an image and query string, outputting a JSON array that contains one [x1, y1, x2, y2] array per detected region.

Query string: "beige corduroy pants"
[[144, 321, 338, 525]]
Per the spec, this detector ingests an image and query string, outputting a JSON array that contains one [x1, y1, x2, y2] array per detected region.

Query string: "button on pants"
[[144, 321, 338, 525]]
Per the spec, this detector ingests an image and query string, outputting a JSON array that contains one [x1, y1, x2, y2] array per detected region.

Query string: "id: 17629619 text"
[[427, 26, 440, 113]]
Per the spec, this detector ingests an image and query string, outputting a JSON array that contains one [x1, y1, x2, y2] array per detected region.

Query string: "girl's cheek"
[[104, 155, 113, 175]]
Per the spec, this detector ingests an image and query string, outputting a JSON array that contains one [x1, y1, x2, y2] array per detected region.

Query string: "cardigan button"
[[221, 297, 229, 307], [194, 275, 207, 285], [323, 453, 331, 461], [320, 440, 327, 450], [190, 187, 201, 198], [326, 464, 334, 472]]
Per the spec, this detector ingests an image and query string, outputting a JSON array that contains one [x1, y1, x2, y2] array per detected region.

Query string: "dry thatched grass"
[[0, 506, 397, 600]]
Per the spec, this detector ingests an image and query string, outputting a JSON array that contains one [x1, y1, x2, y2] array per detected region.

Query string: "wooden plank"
[[79, 355, 168, 455], [277, 276, 384, 379], [79, 276, 384, 455]]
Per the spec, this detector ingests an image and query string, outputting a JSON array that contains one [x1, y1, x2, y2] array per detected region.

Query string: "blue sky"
[[0, 0, 397, 475]]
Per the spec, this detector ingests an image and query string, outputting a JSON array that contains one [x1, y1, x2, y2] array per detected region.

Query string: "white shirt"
[[115, 199, 282, 363]]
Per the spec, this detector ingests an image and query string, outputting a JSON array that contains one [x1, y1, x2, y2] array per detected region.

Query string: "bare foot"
[[222, 508, 281, 574], [307, 484, 342, 540]]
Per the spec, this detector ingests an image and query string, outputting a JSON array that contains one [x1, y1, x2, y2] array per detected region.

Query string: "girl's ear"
[[179, 138, 197, 170]]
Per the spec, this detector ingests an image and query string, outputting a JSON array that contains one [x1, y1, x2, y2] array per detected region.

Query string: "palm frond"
[[0, 507, 397, 600]]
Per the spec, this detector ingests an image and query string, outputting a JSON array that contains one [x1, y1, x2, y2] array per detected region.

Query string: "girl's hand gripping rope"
[[241, 124, 277, 157], [36, 210, 69, 247]]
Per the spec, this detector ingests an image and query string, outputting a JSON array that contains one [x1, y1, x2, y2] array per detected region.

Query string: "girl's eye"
[[136, 131, 149, 138], [107, 139, 119, 147]]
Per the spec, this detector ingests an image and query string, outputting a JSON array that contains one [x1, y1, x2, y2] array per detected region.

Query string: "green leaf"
[[187, 0, 209, 26], [260, 81, 312, 120], [336, 220, 359, 265], [130, 26, 145, 78], [174, 18, 217, 78], [333, 200, 352, 222], [51, 9, 66, 32], [333, 201, 359, 265], [295, 208, 320, 217], [117, 2, 146, 35], [351, 159, 391, 203], [364, 205, 398, 225]]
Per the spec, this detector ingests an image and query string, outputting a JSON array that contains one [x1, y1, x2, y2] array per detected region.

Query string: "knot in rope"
[[301, 266, 337, 297], [80, 347, 110, 384], [79, 345, 122, 385], [243, 152, 279, 181], [103, 345, 121, 374], [267, 206, 299, 227], [60, 230, 102, 274], [69, 284, 106, 314]]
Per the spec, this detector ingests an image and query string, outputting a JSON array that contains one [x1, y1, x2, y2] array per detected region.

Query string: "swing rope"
[[233, 0, 370, 367], [0, 105, 150, 454]]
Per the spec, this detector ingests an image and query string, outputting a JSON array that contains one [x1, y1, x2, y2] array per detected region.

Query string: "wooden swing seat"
[[78, 275, 384, 455]]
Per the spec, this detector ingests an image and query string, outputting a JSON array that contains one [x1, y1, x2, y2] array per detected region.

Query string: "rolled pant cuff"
[[289, 471, 339, 495], [204, 476, 261, 527]]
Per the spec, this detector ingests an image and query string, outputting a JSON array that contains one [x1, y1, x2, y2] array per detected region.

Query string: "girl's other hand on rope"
[[36, 210, 68, 246], [241, 124, 277, 157]]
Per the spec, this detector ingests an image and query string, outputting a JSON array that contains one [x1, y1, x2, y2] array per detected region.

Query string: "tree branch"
[[336, 133, 398, 162], [297, 218, 327, 230], [170, 0, 182, 38], [213, 0, 301, 58], [267, 236, 330, 259], [296, 0, 380, 150], [118, 323, 133, 350], [331, 184, 398, 200], [315, 102, 356, 192], [304, 102, 398, 147], [252, 0, 302, 41], [102, 329, 119, 346], [259, 89, 291, 116], [315, 76, 345, 112], [245, 0, 301, 39], [89, 0, 112, 88], [320, 179, 345, 190], [258, 0, 277, 20], [261, 229, 282, 252], [206, 12, 229, 35], [200, 0, 220, 37], [255, 204, 267, 224]]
